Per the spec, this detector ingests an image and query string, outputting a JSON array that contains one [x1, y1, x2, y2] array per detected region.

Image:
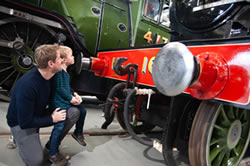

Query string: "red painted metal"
[[188, 52, 229, 99], [95, 48, 159, 86], [187, 44, 250, 104], [92, 43, 250, 105], [89, 57, 109, 76]]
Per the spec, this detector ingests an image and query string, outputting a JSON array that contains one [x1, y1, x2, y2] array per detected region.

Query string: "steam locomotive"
[[0, 0, 249, 166], [83, 1, 250, 166]]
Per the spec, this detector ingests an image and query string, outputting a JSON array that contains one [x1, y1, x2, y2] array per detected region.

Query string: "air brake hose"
[[101, 82, 126, 129], [123, 89, 153, 146]]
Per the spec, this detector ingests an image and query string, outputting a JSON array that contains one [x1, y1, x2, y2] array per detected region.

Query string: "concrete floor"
[[1, 98, 250, 166], [0, 99, 165, 166]]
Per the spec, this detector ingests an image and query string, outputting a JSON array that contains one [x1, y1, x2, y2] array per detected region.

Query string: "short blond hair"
[[59, 46, 72, 59], [34, 44, 60, 69]]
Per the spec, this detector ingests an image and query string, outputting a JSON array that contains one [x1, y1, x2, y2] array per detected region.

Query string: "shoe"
[[72, 133, 87, 146], [57, 153, 70, 160], [44, 141, 70, 160], [49, 153, 68, 166], [7, 135, 16, 149]]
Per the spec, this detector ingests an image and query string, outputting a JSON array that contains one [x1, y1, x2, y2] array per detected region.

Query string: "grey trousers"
[[11, 107, 80, 166]]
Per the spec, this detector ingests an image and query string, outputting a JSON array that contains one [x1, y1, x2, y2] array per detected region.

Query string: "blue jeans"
[[73, 105, 87, 136], [49, 105, 86, 156], [49, 120, 65, 156]]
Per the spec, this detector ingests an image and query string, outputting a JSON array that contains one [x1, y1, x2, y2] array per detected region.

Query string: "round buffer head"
[[152, 42, 195, 96]]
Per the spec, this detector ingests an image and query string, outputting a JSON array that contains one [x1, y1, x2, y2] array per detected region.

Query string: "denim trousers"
[[49, 120, 65, 156], [49, 105, 86, 156], [73, 105, 87, 135]]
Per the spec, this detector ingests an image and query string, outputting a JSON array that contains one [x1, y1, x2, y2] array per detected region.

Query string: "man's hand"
[[51, 108, 66, 123]]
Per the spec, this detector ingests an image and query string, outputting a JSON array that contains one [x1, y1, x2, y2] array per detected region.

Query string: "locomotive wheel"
[[0, 18, 57, 101], [189, 101, 250, 166]]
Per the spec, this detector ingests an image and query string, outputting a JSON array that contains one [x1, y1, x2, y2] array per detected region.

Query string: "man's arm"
[[16, 87, 53, 129]]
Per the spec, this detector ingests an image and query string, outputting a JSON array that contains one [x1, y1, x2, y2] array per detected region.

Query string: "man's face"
[[51, 51, 64, 73]]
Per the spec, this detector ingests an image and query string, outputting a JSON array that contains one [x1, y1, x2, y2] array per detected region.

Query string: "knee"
[[55, 122, 65, 131], [57, 124, 64, 131], [67, 107, 80, 122]]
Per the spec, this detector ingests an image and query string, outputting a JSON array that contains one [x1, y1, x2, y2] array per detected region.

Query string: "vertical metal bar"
[[95, 0, 105, 56], [127, 1, 133, 47]]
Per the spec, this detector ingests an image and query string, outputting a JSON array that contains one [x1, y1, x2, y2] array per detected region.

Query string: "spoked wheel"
[[0, 18, 57, 100], [189, 101, 250, 166], [123, 89, 155, 146]]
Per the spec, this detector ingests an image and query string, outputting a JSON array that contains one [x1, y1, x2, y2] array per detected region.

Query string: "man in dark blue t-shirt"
[[6, 44, 80, 166]]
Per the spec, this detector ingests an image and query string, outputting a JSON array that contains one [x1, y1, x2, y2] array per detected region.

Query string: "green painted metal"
[[26, 0, 170, 55], [41, 0, 101, 54], [206, 105, 250, 166], [131, 0, 171, 46], [99, 0, 130, 50]]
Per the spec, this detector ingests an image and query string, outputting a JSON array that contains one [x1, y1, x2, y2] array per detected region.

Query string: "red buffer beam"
[[81, 42, 250, 105]]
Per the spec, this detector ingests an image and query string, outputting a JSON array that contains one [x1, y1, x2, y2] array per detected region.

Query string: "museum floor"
[[1, 97, 249, 166], [0, 98, 165, 166]]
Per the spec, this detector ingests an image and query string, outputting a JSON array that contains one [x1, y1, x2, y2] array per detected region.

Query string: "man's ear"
[[48, 60, 54, 68]]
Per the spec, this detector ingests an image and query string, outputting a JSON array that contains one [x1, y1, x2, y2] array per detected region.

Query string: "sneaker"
[[49, 153, 68, 166], [72, 133, 87, 146], [7, 135, 16, 149]]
